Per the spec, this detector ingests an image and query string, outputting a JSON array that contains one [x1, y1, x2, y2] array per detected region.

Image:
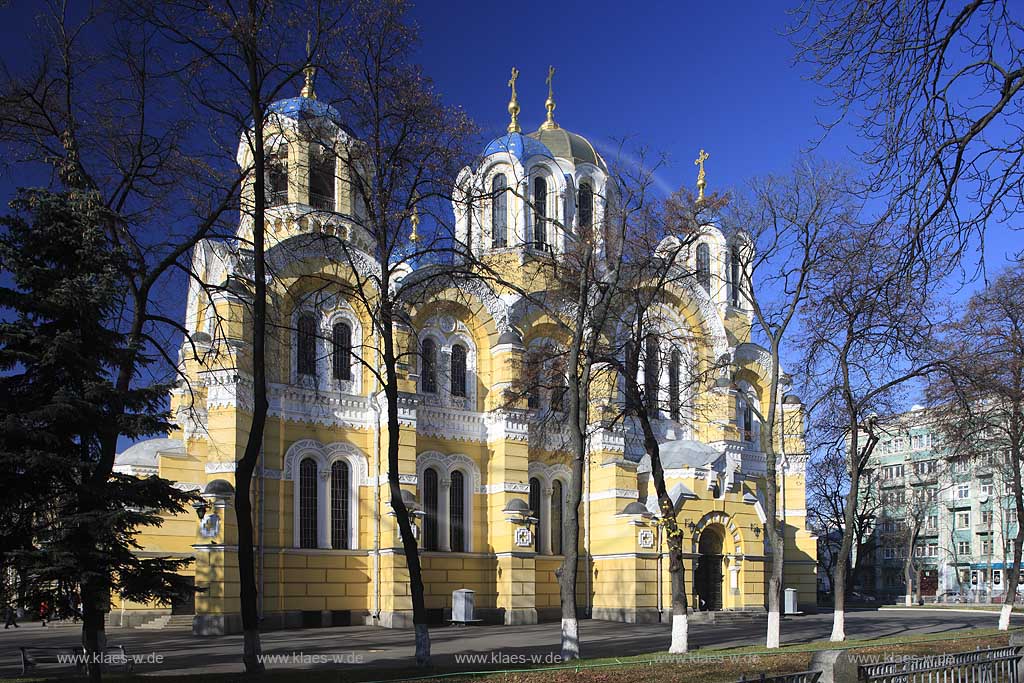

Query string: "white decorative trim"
[[172, 482, 203, 492], [205, 462, 236, 474], [416, 451, 482, 552], [482, 481, 530, 494], [282, 439, 369, 550], [584, 488, 639, 502]]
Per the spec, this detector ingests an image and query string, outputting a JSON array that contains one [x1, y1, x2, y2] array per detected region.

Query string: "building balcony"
[[308, 192, 336, 212]]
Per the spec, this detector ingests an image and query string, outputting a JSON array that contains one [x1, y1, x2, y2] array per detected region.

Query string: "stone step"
[[136, 615, 171, 630]]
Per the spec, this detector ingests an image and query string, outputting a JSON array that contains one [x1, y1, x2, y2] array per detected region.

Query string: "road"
[[0, 608, 1016, 678]]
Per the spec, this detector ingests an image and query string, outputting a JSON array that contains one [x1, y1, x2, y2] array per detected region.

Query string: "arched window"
[[451, 344, 467, 398], [645, 336, 660, 417], [299, 458, 318, 549], [529, 477, 542, 553], [450, 470, 466, 552], [492, 174, 508, 248], [737, 382, 757, 442], [730, 247, 742, 306], [696, 243, 711, 293], [309, 145, 335, 211], [551, 480, 563, 555], [578, 181, 593, 230], [421, 338, 437, 393], [332, 322, 352, 381], [533, 177, 548, 249], [422, 467, 438, 551], [330, 460, 350, 549], [669, 349, 681, 421], [268, 142, 288, 206], [297, 313, 317, 377]]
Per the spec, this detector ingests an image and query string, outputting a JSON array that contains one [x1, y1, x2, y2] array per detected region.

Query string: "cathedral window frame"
[[528, 462, 571, 556], [491, 172, 509, 248], [290, 299, 363, 394], [416, 452, 479, 553], [417, 319, 478, 410], [285, 440, 365, 551]]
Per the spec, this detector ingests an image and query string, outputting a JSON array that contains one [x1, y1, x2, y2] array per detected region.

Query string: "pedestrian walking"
[[39, 600, 48, 627], [3, 604, 18, 629]]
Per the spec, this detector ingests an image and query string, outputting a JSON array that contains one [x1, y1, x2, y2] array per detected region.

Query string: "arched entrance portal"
[[694, 526, 724, 611]]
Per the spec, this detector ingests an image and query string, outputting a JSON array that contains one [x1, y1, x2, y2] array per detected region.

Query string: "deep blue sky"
[[410, 0, 1019, 272]]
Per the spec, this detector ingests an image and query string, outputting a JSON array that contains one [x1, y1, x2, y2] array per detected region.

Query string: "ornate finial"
[[694, 149, 709, 202], [409, 196, 420, 243], [301, 30, 317, 100], [540, 65, 559, 131], [507, 67, 521, 134]]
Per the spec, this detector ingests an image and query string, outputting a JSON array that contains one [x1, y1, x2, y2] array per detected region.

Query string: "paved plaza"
[[0, 609, 1016, 678]]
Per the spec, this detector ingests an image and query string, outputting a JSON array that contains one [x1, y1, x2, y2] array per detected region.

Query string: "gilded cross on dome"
[[301, 30, 317, 100], [507, 67, 521, 133], [540, 65, 559, 131], [695, 149, 709, 202]]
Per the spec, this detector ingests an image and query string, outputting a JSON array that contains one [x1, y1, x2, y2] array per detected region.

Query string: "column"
[[318, 468, 330, 549], [439, 477, 452, 552], [541, 486, 553, 556]]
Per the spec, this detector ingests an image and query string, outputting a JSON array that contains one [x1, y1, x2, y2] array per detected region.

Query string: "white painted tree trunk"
[[830, 609, 845, 642], [766, 610, 780, 648], [1000, 603, 1013, 630], [560, 618, 580, 661], [415, 623, 431, 667], [905, 593, 913, 607], [669, 613, 689, 654]]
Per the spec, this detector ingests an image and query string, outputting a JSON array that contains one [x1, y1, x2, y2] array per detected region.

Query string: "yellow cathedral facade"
[[112, 72, 817, 635]]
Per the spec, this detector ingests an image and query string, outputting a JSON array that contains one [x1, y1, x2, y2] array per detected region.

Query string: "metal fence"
[[738, 671, 822, 683], [859, 646, 1023, 683]]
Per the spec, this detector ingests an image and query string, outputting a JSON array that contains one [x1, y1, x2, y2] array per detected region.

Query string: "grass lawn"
[[3, 628, 1021, 683]]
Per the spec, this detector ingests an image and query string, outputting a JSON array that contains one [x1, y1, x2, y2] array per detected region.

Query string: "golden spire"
[[694, 149, 709, 202], [540, 65, 559, 131], [507, 67, 521, 133], [301, 30, 317, 100], [409, 197, 420, 243]]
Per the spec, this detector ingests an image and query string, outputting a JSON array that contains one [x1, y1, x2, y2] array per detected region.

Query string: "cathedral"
[[112, 68, 817, 635]]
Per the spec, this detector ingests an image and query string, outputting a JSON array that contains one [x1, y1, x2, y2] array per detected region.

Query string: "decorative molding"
[[282, 439, 369, 485], [416, 451, 483, 494], [482, 481, 530, 495], [205, 462, 236, 474], [172, 482, 203, 492], [638, 529, 655, 549], [584, 488, 639, 502]]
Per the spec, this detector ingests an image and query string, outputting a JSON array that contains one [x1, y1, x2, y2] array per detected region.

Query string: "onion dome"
[[528, 127, 606, 171]]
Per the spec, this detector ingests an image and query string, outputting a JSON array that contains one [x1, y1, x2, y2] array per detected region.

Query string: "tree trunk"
[[830, 463, 861, 642], [559, 351, 588, 661], [381, 314, 430, 666], [80, 579, 107, 683], [233, 69, 267, 674]]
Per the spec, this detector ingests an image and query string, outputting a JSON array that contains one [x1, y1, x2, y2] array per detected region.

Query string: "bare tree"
[[792, 0, 1024, 270], [927, 265, 1024, 629], [800, 221, 943, 640], [720, 157, 850, 648]]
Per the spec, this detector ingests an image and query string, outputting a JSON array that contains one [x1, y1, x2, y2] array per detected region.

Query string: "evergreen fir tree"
[[0, 189, 195, 680]]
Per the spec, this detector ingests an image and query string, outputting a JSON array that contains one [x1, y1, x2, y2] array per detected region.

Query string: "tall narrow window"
[[645, 336, 660, 417], [450, 470, 465, 552], [297, 314, 317, 377], [625, 342, 639, 415], [331, 460, 350, 549], [730, 247, 742, 306], [451, 344, 467, 398], [578, 181, 593, 230], [299, 458, 318, 549], [696, 243, 711, 293], [529, 477, 542, 553], [533, 177, 547, 249], [551, 372, 567, 413], [551, 480, 563, 555], [309, 146, 335, 211], [669, 348, 681, 421], [526, 356, 540, 409], [422, 467, 438, 551], [492, 174, 508, 247], [332, 322, 352, 381], [421, 338, 437, 393], [268, 142, 289, 206]]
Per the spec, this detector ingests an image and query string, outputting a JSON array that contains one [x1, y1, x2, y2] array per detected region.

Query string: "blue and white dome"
[[481, 131, 553, 164]]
